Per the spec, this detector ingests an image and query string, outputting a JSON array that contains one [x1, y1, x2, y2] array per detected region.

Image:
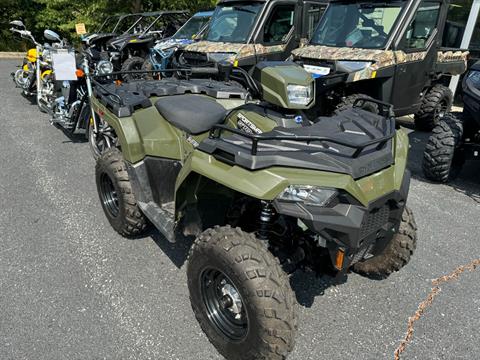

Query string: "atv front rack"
[[208, 122, 395, 158]]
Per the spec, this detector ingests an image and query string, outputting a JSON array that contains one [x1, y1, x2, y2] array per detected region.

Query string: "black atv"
[[423, 61, 480, 182], [291, 0, 469, 130], [101, 11, 189, 80]]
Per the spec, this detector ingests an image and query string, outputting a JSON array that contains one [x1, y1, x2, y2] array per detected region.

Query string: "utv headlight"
[[287, 84, 313, 106], [207, 52, 236, 63], [96, 60, 114, 75], [278, 186, 337, 207]]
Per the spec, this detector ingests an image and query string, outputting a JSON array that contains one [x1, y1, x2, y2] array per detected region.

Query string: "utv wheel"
[[353, 207, 417, 279], [121, 56, 146, 82], [187, 226, 297, 360], [336, 94, 379, 114], [422, 113, 464, 183], [414, 84, 453, 131], [95, 148, 148, 237]]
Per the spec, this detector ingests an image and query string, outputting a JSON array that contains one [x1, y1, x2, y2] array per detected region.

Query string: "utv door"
[[391, 0, 443, 116], [254, 1, 298, 62]]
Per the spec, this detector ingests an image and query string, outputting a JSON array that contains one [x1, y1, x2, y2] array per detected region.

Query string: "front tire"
[[353, 207, 417, 279], [187, 226, 297, 360], [95, 148, 148, 237], [414, 84, 453, 131], [422, 113, 464, 183], [121, 56, 146, 82]]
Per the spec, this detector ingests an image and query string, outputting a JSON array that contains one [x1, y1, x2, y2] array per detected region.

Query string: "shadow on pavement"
[[289, 271, 347, 308]]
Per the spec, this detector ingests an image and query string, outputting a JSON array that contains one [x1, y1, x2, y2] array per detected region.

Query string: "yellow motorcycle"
[[10, 20, 43, 97], [10, 21, 63, 112]]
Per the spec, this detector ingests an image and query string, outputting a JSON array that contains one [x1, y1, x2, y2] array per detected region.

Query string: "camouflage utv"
[[291, 0, 469, 130], [91, 62, 417, 359], [176, 0, 329, 71]]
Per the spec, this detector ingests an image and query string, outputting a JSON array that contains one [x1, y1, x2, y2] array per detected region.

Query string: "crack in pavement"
[[394, 258, 480, 360]]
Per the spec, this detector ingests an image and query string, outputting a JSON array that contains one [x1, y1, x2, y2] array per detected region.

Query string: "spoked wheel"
[[88, 116, 116, 160], [200, 268, 248, 342], [187, 226, 297, 360]]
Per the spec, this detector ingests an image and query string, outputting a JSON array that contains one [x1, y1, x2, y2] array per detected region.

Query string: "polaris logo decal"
[[237, 113, 262, 135]]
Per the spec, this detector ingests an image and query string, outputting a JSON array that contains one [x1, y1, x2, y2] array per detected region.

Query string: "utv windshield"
[[311, 2, 405, 49], [205, 3, 264, 43], [173, 15, 211, 39]]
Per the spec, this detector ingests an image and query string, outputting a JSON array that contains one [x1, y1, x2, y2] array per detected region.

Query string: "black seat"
[[155, 94, 227, 135]]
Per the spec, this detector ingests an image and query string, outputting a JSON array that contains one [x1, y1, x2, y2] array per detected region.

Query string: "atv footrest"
[[138, 201, 176, 242]]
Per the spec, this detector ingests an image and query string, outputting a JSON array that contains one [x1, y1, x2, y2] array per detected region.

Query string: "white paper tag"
[[52, 52, 77, 81]]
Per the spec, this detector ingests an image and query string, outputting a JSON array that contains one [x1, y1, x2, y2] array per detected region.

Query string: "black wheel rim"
[[99, 173, 119, 217], [200, 268, 248, 341]]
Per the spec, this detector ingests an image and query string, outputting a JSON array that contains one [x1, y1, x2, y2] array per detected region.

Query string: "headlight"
[[278, 186, 337, 207], [96, 60, 114, 75], [207, 52, 236, 63], [467, 70, 480, 86], [287, 84, 313, 106]]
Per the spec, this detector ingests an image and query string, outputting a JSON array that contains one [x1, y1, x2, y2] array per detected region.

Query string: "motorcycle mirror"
[[44, 29, 61, 42], [10, 20, 25, 29]]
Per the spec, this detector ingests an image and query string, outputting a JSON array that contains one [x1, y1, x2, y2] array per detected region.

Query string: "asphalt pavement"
[[0, 59, 479, 360]]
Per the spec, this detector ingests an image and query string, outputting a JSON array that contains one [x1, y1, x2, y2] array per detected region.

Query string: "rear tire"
[[414, 84, 453, 131], [353, 207, 417, 279], [187, 226, 297, 360], [95, 148, 148, 237], [422, 113, 464, 183], [336, 94, 379, 114], [121, 56, 146, 82]]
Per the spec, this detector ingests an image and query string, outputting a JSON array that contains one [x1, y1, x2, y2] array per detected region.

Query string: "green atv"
[[91, 62, 417, 359]]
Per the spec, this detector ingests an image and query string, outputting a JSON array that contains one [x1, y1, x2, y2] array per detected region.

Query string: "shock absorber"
[[257, 201, 276, 240]]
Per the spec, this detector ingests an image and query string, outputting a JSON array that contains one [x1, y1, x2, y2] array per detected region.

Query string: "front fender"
[[176, 129, 409, 207], [91, 97, 145, 163]]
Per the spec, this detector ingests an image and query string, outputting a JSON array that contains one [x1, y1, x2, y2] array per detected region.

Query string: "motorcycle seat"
[[155, 94, 227, 135]]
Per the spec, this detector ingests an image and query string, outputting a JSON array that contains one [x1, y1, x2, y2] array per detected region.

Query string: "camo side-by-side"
[[292, 45, 469, 82], [184, 41, 287, 62]]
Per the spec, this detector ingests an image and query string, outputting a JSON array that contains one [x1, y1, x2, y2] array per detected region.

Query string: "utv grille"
[[360, 205, 390, 240]]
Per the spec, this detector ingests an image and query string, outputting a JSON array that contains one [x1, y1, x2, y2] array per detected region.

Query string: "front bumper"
[[274, 170, 411, 271]]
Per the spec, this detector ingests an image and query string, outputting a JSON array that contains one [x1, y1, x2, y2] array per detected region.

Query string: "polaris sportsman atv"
[[91, 62, 417, 359], [423, 61, 480, 182], [291, 0, 469, 130], [176, 0, 329, 71]]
